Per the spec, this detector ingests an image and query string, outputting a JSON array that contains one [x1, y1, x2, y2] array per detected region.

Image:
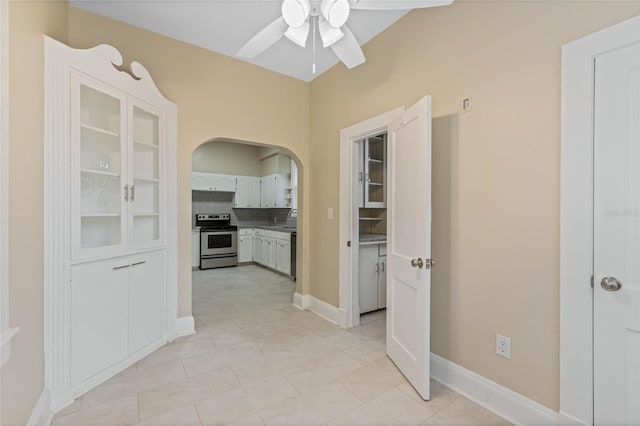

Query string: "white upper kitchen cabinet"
[[260, 173, 291, 208], [260, 175, 276, 208], [235, 176, 261, 208], [192, 172, 236, 192]]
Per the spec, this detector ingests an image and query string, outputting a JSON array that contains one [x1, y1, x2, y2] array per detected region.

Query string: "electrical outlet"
[[496, 334, 511, 359]]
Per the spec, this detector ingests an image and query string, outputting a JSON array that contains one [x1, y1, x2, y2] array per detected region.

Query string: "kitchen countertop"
[[359, 233, 387, 244], [193, 225, 296, 233], [238, 225, 297, 233]]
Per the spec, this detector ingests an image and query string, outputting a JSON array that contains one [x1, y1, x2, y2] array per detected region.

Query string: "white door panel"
[[594, 43, 640, 425], [70, 258, 128, 386], [386, 96, 432, 400], [129, 250, 165, 355]]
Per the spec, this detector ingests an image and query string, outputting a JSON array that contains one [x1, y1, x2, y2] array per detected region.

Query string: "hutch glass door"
[[129, 99, 163, 249], [71, 73, 127, 260]]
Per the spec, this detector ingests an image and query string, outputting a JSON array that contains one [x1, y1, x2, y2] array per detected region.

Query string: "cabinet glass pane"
[[366, 134, 386, 205], [79, 84, 122, 249], [132, 106, 160, 244]]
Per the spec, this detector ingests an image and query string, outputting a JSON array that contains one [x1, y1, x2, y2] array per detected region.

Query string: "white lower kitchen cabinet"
[[191, 229, 200, 268], [264, 237, 277, 269], [274, 231, 291, 275], [238, 229, 253, 263], [253, 230, 265, 264], [70, 250, 166, 387], [359, 243, 387, 314]]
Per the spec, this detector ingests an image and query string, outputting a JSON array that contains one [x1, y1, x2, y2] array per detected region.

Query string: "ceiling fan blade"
[[237, 16, 288, 58], [330, 25, 365, 69], [350, 0, 453, 10]]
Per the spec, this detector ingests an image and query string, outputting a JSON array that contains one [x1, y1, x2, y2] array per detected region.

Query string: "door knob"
[[600, 276, 622, 292], [411, 258, 424, 268]]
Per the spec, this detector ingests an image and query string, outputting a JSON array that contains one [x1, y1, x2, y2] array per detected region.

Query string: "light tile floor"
[[53, 265, 509, 425]]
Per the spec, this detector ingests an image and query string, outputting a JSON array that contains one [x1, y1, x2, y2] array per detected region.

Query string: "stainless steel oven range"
[[196, 214, 238, 269]]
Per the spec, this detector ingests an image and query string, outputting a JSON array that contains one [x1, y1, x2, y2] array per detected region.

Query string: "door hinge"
[[590, 275, 594, 288], [347, 241, 352, 247], [425, 258, 435, 269]]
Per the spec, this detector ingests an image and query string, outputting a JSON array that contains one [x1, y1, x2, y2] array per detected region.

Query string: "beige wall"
[[192, 140, 263, 176], [308, 1, 640, 410], [261, 154, 292, 176], [4, 2, 640, 423], [67, 7, 311, 316], [1, 1, 68, 425]]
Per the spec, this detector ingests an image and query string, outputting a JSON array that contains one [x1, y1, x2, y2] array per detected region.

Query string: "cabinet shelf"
[[368, 182, 383, 186], [359, 217, 383, 221], [81, 123, 119, 138], [134, 176, 159, 183], [133, 212, 159, 217], [81, 212, 120, 217], [81, 168, 120, 177], [368, 158, 383, 163], [134, 140, 159, 149]]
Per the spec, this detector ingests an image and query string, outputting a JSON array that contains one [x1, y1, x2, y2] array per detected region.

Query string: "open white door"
[[386, 96, 432, 400], [593, 44, 640, 425]]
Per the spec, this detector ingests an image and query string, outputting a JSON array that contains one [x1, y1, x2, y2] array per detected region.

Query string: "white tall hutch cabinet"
[[44, 37, 179, 410]]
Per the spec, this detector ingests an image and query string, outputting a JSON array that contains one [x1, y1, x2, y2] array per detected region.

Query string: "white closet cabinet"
[[359, 243, 387, 314], [44, 38, 178, 408], [357, 134, 387, 208]]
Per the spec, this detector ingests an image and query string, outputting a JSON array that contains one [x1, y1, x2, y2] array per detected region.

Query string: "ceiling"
[[70, 1, 410, 82]]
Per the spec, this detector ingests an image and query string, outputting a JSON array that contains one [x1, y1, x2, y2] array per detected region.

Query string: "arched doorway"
[[189, 138, 303, 332]]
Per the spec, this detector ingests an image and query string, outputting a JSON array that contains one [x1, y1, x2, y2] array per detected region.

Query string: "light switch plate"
[[328, 207, 334, 220]]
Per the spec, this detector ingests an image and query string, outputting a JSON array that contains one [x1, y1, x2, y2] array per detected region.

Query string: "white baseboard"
[[172, 316, 195, 340], [558, 411, 589, 425], [430, 353, 559, 426], [293, 293, 340, 325], [293, 292, 308, 310], [27, 388, 53, 426], [337, 308, 348, 329]]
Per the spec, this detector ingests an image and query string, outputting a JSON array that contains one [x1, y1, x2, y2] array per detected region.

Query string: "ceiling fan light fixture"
[[284, 21, 310, 47], [320, 0, 350, 28], [282, 0, 311, 28], [318, 17, 344, 47]]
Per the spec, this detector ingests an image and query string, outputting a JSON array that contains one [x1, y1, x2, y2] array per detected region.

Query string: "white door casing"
[[593, 43, 640, 425], [386, 96, 432, 400], [339, 106, 404, 329], [561, 15, 640, 424]]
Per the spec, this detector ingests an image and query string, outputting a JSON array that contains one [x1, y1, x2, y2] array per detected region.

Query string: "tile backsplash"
[[192, 191, 296, 228]]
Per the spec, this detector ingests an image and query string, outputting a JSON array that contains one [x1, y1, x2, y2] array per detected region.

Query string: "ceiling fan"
[[237, 0, 454, 72]]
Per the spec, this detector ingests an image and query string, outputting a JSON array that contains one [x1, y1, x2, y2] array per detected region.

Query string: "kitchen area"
[[191, 140, 298, 281]]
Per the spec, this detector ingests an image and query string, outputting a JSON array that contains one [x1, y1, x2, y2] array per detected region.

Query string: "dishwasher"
[[290, 231, 296, 280]]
